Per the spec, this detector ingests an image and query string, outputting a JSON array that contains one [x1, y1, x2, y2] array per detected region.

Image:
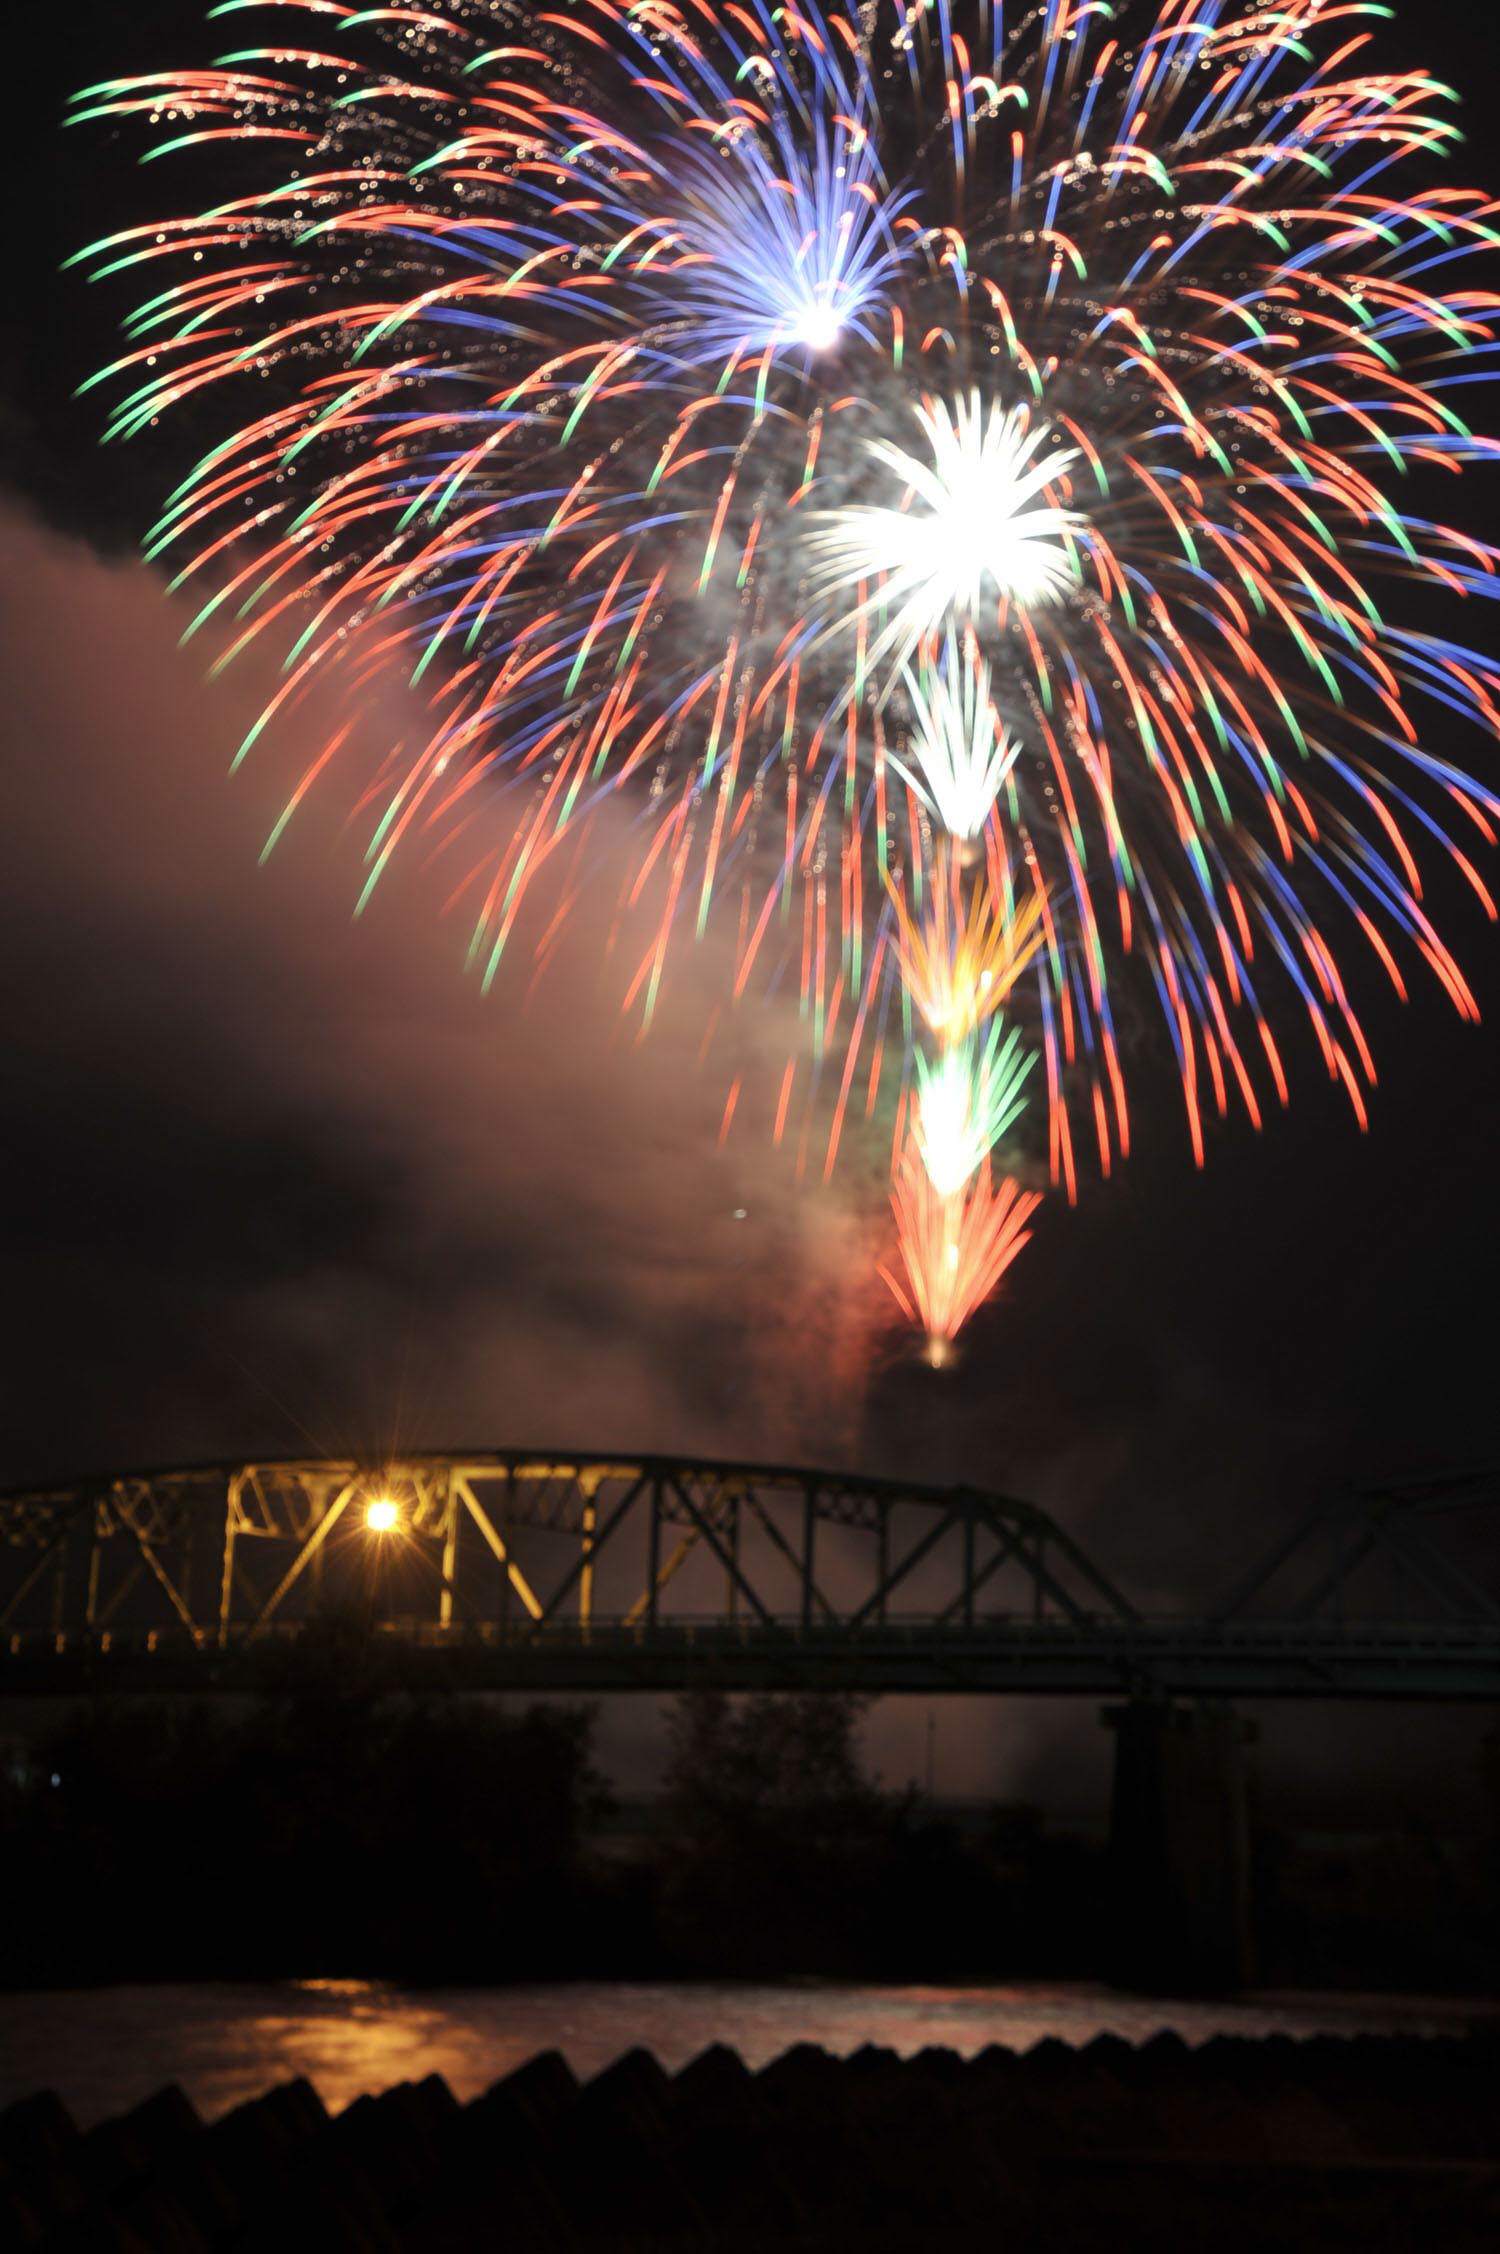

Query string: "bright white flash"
[[810, 393, 1081, 676], [915, 1019, 1036, 1196], [889, 635, 1020, 841], [789, 298, 846, 353], [659, 117, 909, 365]]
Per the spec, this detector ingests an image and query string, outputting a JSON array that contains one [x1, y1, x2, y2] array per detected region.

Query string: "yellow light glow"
[[365, 1497, 400, 1533]]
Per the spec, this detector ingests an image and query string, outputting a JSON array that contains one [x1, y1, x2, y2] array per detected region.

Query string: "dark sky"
[[5, 4, 1500, 1804]]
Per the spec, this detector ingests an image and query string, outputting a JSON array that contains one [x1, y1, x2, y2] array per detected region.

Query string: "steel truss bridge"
[[1, 1453, 1498, 1700]]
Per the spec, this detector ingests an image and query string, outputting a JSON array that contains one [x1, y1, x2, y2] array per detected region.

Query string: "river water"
[[1, 1982, 1492, 2128]]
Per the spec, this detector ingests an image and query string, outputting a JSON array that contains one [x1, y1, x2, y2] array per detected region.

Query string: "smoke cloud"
[[0, 504, 884, 1484]]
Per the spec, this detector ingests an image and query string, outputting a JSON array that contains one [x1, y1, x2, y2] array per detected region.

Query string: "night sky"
[[5, 3, 1500, 1802]]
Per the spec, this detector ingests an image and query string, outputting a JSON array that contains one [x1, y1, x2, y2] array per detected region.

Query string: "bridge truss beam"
[[2, 1452, 1498, 1701]]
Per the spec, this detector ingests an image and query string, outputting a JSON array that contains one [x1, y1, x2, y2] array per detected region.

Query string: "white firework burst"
[[808, 392, 1082, 677], [888, 633, 1020, 841]]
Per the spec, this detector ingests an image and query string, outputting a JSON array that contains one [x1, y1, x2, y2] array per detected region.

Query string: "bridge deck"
[[6, 1616, 1500, 1699], [4, 1453, 1496, 1700]]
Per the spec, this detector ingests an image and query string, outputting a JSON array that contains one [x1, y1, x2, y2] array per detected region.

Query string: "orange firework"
[[881, 1141, 1042, 1364], [887, 855, 1047, 1043]]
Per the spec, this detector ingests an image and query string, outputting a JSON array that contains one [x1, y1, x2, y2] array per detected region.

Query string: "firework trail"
[[914, 1018, 1035, 1196], [890, 633, 1020, 844], [71, 0, 1500, 1350], [883, 1148, 1042, 1367]]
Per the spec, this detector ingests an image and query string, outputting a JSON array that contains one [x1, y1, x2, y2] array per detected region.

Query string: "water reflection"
[[0, 1980, 1490, 2128]]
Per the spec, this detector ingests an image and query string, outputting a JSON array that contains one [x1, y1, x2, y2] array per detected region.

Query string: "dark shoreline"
[[7, 2026, 1500, 2250]]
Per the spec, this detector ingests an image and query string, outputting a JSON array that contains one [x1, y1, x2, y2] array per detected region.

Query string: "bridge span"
[[2, 1452, 1497, 1701]]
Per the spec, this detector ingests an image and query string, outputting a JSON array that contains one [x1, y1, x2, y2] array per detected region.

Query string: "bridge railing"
[[10, 1612, 1500, 1652]]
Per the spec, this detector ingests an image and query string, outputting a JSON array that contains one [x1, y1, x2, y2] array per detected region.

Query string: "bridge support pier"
[[1103, 1700, 1257, 1994]]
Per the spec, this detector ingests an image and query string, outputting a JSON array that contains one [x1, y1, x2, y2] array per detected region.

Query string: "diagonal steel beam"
[[995, 1502, 1140, 1622], [455, 1478, 543, 1622], [666, 1477, 776, 1626], [534, 1477, 646, 1628], [1367, 1511, 1500, 1626], [1212, 1497, 1331, 1623], [0, 1494, 95, 1628], [248, 1482, 356, 1632], [933, 1519, 1027, 1626], [1, 1528, 74, 1629], [846, 1504, 963, 1629], [746, 1492, 841, 1624], [97, 1556, 146, 1629], [623, 1524, 705, 1628], [969, 1502, 1129, 1626], [105, 1496, 201, 1641], [1290, 1526, 1377, 1621]]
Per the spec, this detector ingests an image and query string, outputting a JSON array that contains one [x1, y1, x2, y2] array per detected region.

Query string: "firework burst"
[[71, 0, 1500, 1353], [883, 1147, 1043, 1365], [808, 393, 1083, 674], [891, 632, 1020, 843], [913, 1018, 1035, 1196], [887, 852, 1048, 1041]]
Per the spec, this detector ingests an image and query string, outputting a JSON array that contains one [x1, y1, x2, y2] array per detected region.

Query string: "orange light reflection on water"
[[1, 1981, 1493, 2129]]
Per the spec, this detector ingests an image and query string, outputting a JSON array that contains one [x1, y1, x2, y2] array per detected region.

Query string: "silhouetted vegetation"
[[656, 1689, 1097, 1977], [0, 1616, 614, 1986], [659, 1690, 890, 1973], [3, 1636, 1497, 1989], [0, 1638, 1102, 1986]]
